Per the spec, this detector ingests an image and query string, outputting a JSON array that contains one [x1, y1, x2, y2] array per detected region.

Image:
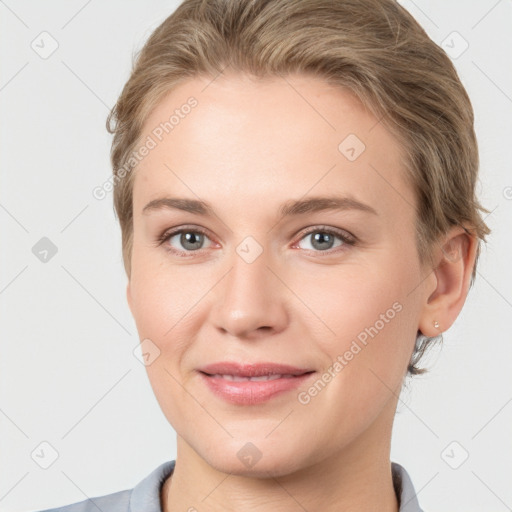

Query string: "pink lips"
[[197, 362, 315, 405]]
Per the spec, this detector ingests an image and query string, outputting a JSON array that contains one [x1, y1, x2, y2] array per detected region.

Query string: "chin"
[[198, 438, 310, 479], [211, 455, 303, 479]]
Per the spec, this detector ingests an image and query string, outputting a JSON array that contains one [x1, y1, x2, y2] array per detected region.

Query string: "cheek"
[[291, 260, 410, 341], [296, 277, 414, 445], [129, 246, 203, 338], [290, 255, 418, 396], [128, 253, 201, 429]]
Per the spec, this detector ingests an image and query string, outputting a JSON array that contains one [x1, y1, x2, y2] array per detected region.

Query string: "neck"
[[162, 407, 400, 512]]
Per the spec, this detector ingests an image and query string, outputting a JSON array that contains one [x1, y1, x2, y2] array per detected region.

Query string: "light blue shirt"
[[34, 460, 424, 512]]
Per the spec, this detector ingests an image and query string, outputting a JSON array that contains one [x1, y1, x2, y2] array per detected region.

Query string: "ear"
[[418, 225, 478, 337]]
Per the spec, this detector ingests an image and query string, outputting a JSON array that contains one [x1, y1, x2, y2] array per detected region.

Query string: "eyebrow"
[[142, 195, 378, 217]]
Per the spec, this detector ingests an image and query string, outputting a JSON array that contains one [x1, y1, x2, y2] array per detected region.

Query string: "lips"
[[197, 361, 316, 405]]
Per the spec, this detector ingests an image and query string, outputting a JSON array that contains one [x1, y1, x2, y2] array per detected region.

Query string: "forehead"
[[131, 72, 414, 220]]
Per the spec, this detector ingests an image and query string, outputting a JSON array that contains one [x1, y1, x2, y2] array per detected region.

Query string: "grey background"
[[1, 1, 511, 511]]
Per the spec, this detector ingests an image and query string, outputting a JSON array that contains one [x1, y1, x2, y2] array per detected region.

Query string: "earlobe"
[[418, 226, 477, 337]]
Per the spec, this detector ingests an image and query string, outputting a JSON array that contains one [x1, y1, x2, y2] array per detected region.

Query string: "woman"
[[37, 0, 491, 510]]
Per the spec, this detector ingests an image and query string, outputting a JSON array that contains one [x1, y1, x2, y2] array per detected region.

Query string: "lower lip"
[[198, 372, 315, 405]]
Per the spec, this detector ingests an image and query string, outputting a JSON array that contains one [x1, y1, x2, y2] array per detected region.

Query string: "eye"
[[156, 225, 357, 257], [294, 226, 356, 254], [156, 226, 214, 256]]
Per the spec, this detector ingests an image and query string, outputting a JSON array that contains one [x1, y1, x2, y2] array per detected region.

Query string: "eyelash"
[[155, 225, 357, 257]]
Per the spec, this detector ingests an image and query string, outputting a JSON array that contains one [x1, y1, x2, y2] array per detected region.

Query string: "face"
[[127, 72, 432, 477]]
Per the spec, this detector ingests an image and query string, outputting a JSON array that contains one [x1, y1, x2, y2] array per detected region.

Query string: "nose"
[[210, 246, 289, 340]]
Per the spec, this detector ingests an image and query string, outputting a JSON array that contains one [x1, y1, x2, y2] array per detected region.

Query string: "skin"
[[126, 72, 477, 512]]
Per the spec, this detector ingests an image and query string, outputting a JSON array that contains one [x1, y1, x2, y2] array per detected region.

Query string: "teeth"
[[212, 374, 294, 381], [249, 374, 281, 381]]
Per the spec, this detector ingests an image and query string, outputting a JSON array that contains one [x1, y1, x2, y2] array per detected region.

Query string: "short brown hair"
[[106, 0, 491, 375]]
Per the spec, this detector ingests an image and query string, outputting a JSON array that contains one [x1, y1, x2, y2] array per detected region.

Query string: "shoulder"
[[392, 461, 425, 512], [31, 460, 176, 512]]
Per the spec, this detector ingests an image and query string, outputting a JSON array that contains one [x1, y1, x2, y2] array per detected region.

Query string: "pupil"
[[182, 232, 202, 250], [313, 232, 333, 250]]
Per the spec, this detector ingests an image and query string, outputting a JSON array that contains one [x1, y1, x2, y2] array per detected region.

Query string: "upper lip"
[[198, 362, 315, 377]]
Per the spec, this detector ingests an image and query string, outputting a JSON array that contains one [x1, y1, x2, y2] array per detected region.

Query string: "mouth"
[[203, 373, 306, 381], [198, 361, 315, 377], [197, 362, 316, 405]]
